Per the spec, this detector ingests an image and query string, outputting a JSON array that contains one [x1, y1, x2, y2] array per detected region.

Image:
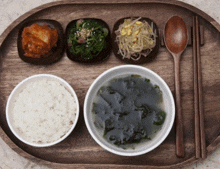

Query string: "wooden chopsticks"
[[192, 16, 206, 159]]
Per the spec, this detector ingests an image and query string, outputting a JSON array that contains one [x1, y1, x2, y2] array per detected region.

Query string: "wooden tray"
[[0, 0, 219, 168]]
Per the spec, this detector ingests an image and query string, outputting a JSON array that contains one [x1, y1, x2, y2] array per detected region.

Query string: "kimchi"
[[22, 23, 58, 58]]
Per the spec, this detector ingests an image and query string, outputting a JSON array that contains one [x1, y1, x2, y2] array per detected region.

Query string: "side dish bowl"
[[65, 18, 111, 63], [84, 65, 175, 156], [17, 19, 65, 65], [6, 74, 79, 147], [112, 17, 159, 64]]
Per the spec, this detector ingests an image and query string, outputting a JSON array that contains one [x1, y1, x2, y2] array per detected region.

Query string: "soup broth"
[[92, 75, 166, 149]]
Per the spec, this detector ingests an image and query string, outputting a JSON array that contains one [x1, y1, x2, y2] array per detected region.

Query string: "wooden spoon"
[[164, 16, 188, 157]]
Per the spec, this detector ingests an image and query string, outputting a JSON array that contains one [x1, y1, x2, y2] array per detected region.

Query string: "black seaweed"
[[92, 75, 166, 148]]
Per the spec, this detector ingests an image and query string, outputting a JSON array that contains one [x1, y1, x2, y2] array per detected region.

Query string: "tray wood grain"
[[0, 0, 219, 168]]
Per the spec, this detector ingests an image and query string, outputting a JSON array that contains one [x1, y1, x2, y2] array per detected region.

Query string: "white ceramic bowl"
[[84, 65, 175, 156], [6, 74, 79, 147]]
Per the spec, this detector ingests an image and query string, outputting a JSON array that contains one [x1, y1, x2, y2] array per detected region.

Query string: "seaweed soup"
[[92, 75, 166, 149]]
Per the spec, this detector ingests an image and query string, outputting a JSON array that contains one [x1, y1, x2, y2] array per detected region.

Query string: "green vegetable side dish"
[[68, 19, 109, 59]]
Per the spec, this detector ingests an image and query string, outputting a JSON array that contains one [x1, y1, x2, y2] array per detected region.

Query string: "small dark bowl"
[[65, 18, 111, 63], [112, 17, 159, 64], [17, 19, 64, 65]]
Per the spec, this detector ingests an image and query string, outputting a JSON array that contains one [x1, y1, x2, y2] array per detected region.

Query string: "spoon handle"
[[173, 54, 185, 157]]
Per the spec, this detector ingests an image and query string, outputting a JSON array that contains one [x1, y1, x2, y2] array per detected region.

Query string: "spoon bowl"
[[164, 16, 188, 158], [164, 16, 188, 55]]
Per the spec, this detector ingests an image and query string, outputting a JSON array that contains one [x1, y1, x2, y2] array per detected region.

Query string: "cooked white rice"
[[11, 78, 77, 144]]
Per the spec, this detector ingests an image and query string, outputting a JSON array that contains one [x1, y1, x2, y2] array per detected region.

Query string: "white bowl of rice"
[[6, 74, 79, 147]]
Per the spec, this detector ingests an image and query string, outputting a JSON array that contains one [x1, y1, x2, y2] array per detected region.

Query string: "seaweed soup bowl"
[[84, 65, 175, 156]]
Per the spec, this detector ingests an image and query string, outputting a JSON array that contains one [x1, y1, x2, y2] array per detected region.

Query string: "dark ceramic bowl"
[[17, 19, 64, 65], [112, 17, 159, 64], [65, 18, 111, 63]]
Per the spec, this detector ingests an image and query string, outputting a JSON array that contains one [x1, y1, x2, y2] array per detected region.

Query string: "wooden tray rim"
[[0, 0, 219, 168]]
